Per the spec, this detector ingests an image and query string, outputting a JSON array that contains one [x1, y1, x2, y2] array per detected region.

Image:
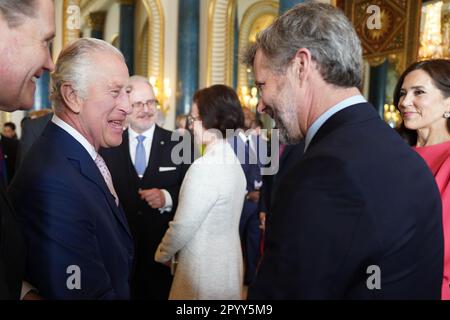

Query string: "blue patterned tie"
[[135, 135, 146, 177]]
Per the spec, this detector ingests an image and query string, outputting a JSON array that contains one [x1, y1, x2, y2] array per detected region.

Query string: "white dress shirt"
[[128, 126, 173, 213]]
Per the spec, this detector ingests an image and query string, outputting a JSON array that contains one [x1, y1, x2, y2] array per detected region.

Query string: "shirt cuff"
[[159, 189, 173, 214], [20, 281, 36, 300]]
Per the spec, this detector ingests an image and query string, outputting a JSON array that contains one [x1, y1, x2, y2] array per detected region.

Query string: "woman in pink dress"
[[395, 59, 450, 299]]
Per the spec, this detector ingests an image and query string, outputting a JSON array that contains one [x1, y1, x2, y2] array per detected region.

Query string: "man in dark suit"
[[16, 111, 53, 168], [101, 76, 190, 300], [243, 2, 444, 299], [0, 0, 55, 300], [9, 38, 134, 299]]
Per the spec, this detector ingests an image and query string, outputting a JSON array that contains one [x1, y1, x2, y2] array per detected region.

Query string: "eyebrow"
[[402, 85, 425, 90]]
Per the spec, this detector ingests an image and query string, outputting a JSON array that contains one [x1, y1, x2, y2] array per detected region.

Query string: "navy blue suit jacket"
[[228, 135, 262, 214], [9, 122, 134, 299], [249, 103, 444, 299]]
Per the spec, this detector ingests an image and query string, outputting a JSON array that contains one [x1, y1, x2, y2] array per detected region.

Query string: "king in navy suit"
[[9, 38, 134, 299], [243, 3, 444, 299]]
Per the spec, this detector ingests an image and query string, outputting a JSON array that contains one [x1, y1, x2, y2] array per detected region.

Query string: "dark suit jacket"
[[249, 103, 444, 299], [259, 141, 305, 215], [0, 181, 25, 299], [9, 122, 134, 299], [100, 126, 190, 299], [0, 134, 18, 184], [16, 112, 52, 168]]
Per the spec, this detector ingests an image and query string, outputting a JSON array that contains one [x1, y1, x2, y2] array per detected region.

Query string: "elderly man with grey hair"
[[244, 2, 443, 299], [100, 75, 191, 299], [9, 38, 134, 300], [0, 0, 55, 300]]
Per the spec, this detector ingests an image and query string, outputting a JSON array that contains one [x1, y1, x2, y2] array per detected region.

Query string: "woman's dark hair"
[[393, 59, 450, 146], [193, 85, 244, 137]]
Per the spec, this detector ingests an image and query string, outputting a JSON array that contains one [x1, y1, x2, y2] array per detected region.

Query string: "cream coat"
[[155, 141, 246, 300]]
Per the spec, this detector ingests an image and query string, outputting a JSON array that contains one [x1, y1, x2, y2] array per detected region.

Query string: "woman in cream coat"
[[155, 85, 247, 300]]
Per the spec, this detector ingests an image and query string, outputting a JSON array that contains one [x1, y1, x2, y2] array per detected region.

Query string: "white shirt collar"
[[51, 114, 97, 160], [304, 95, 366, 151], [128, 124, 155, 141]]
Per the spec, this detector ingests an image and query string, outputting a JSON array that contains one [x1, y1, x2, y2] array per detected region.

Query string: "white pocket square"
[[159, 167, 176, 172]]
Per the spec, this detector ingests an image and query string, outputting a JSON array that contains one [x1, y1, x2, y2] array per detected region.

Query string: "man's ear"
[[60, 83, 82, 114], [292, 48, 313, 82]]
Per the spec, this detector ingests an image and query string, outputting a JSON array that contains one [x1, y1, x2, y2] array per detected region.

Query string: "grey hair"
[[242, 1, 363, 88], [51, 38, 126, 113], [0, 0, 36, 28], [128, 75, 155, 91]]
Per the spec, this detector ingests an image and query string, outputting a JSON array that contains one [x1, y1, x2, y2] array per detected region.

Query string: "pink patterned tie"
[[94, 154, 119, 206]]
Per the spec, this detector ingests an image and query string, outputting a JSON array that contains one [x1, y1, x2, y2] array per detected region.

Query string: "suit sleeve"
[[155, 163, 218, 263], [9, 173, 120, 300], [249, 155, 367, 299]]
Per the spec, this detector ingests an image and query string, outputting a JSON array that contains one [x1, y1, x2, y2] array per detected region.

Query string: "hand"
[[23, 290, 44, 300], [259, 211, 266, 231], [139, 188, 166, 209], [246, 191, 260, 203]]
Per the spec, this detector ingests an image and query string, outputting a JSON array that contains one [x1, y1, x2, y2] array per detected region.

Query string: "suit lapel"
[[122, 130, 140, 181], [142, 125, 164, 181], [77, 150, 132, 239], [45, 123, 132, 238]]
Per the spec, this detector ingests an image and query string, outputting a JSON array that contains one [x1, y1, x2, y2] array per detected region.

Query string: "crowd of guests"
[[1, 0, 450, 300]]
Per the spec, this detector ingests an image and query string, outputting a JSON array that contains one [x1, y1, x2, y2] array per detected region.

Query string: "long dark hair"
[[393, 59, 450, 146]]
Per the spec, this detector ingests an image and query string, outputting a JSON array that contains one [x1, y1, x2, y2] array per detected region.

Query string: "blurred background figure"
[[3, 122, 17, 140], [16, 109, 53, 168], [175, 114, 188, 135], [155, 84, 246, 300], [395, 59, 450, 300]]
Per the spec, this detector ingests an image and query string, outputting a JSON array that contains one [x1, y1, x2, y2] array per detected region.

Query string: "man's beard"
[[272, 105, 303, 145]]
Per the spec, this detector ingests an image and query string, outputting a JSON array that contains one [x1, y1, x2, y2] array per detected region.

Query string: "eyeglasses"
[[187, 114, 200, 125], [131, 99, 158, 109]]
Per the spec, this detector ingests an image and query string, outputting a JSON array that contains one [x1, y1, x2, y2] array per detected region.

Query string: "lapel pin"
[[161, 141, 165, 145]]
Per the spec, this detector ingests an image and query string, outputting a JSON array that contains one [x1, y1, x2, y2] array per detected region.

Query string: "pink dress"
[[415, 141, 450, 300]]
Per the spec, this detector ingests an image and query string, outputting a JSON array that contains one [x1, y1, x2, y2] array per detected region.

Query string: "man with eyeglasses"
[[101, 75, 191, 300]]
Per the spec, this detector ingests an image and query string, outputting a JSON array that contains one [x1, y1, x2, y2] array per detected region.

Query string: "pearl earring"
[[444, 112, 450, 119]]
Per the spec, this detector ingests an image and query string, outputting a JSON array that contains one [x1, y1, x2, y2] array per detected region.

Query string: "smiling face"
[[254, 50, 303, 144], [398, 69, 450, 134], [127, 81, 157, 133], [77, 52, 132, 150], [0, 0, 55, 110]]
